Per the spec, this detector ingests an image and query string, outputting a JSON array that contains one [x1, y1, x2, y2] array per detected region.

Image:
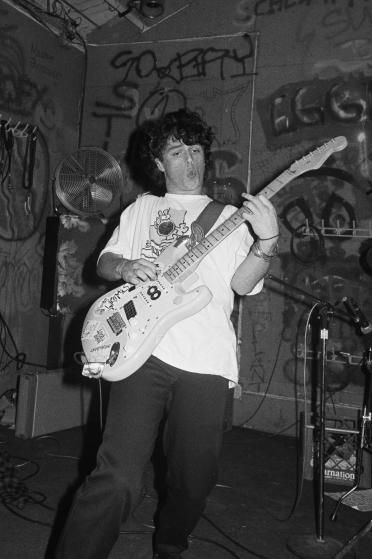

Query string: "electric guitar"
[[81, 135, 348, 382]]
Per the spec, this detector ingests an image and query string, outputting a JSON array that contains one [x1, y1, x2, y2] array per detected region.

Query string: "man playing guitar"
[[54, 108, 279, 559]]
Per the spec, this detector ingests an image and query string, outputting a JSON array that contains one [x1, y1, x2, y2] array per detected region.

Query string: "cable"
[[0, 310, 26, 370], [200, 513, 269, 559], [230, 303, 318, 524], [118, 490, 254, 558], [33, 434, 81, 461], [236, 327, 284, 427], [0, 437, 72, 529], [0, 310, 45, 372], [73, 351, 105, 431], [13, 455, 41, 481], [190, 534, 243, 558], [0, 451, 52, 518], [15, 0, 81, 37], [270, 303, 318, 523], [12, 0, 69, 37], [2, 500, 53, 527]]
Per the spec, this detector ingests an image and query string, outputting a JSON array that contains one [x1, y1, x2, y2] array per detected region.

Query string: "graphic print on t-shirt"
[[142, 207, 190, 260]]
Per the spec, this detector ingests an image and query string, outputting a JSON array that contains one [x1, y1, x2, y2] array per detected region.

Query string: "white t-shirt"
[[99, 193, 263, 384]]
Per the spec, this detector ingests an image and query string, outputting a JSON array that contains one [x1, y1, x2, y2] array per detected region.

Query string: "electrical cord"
[[1, 330, 298, 559], [229, 303, 318, 525], [0, 449, 53, 528], [14, 0, 83, 46], [264, 303, 318, 524], [1, 421, 279, 557], [236, 326, 284, 428], [199, 513, 269, 559], [0, 426, 87, 528], [190, 534, 243, 559], [117, 493, 263, 558], [13, 454, 41, 481], [34, 434, 80, 461], [0, 310, 45, 372], [2, 500, 53, 527]]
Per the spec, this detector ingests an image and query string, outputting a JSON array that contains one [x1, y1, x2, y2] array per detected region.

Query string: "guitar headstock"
[[288, 136, 348, 176]]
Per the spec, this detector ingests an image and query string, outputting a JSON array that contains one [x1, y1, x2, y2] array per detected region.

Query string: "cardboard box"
[[303, 417, 371, 489]]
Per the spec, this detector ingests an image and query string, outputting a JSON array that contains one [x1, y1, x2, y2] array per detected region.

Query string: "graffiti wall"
[[0, 1, 84, 396], [81, 0, 372, 433], [78, 0, 372, 433], [82, 33, 257, 206], [2, 0, 370, 434], [235, 0, 372, 434]]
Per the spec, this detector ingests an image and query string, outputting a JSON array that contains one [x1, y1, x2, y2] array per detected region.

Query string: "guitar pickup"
[[124, 300, 137, 320], [107, 312, 126, 335]]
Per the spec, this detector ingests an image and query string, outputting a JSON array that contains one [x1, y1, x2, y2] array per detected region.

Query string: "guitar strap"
[[188, 200, 225, 248]]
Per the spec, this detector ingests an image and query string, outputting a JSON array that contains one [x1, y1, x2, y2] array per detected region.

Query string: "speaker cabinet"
[[39, 215, 112, 369], [15, 369, 96, 439]]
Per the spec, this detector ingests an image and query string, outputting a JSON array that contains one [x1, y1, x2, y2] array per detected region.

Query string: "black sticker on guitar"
[[147, 285, 161, 300]]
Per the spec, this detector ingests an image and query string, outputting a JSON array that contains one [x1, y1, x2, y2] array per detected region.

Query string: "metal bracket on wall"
[[299, 219, 372, 239]]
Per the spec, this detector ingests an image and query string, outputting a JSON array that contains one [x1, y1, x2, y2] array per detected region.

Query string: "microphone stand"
[[266, 275, 349, 558]]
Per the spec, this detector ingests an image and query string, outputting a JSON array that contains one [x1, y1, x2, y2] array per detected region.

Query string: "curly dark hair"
[[131, 108, 215, 194]]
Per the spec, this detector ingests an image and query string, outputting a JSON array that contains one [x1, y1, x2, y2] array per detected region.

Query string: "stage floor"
[[0, 423, 371, 558]]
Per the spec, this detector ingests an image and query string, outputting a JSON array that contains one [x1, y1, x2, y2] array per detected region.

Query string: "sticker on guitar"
[[81, 136, 348, 382]]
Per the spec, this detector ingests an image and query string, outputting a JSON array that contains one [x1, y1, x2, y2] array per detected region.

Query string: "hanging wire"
[[13, 1, 85, 46], [0, 311, 45, 373]]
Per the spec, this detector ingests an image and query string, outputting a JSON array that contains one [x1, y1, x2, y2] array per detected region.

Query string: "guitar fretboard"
[[163, 135, 347, 284], [164, 207, 246, 283], [163, 166, 290, 284]]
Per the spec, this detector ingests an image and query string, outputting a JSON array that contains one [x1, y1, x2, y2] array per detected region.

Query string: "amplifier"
[[15, 369, 97, 439]]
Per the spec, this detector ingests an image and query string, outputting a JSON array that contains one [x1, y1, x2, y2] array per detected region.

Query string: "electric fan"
[[54, 147, 124, 219]]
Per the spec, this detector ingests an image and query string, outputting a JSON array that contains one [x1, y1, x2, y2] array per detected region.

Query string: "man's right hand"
[[97, 253, 159, 284], [115, 258, 159, 285]]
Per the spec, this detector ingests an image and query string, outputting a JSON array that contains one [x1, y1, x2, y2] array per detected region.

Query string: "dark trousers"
[[54, 356, 229, 559]]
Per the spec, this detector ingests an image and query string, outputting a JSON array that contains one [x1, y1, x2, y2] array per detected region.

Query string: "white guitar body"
[[81, 237, 211, 382], [81, 135, 348, 382]]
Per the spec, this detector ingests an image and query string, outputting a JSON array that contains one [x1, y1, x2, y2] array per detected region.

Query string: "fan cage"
[[55, 147, 124, 218]]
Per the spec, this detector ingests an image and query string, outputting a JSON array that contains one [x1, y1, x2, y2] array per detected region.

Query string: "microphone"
[[342, 296, 372, 335]]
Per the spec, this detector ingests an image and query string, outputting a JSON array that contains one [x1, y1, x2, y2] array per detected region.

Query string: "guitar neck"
[[163, 169, 287, 284], [163, 134, 348, 284], [164, 206, 245, 283], [259, 167, 297, 199]]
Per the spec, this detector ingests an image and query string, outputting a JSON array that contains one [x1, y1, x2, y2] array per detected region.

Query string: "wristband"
[[258, 233, 280, 241], [251, 240, 279, 261]]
